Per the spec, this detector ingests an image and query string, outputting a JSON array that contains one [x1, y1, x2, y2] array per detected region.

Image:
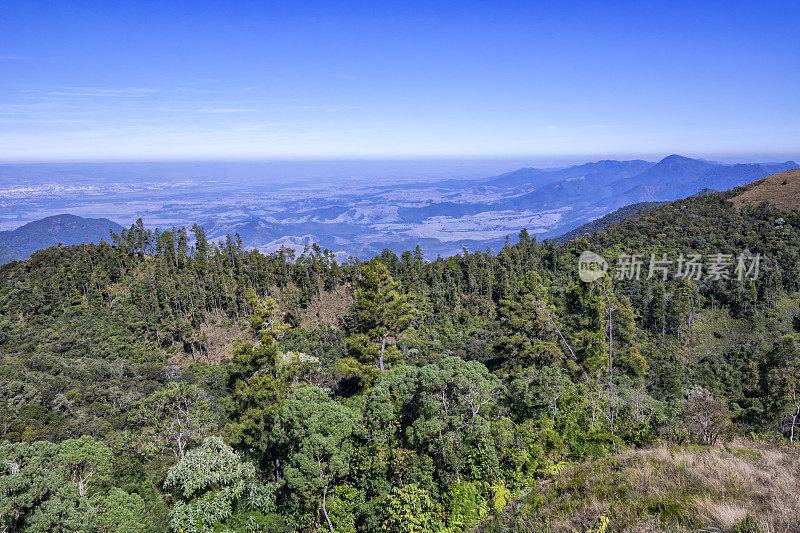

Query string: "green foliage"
[[345, 259, 416, 377], [1, 437, 116, 532], [565, 276, 646, 378], [164, 436, 279, 532], [247, 292, 289, 345], [445, 481, 489, 529], [1, 440, 88, 532], [58, 434, 114, 497], [366, 356, 502, 483], [326, 484, 363, 533], [99, 487, 147, 533], [272, 386, 360, 530], [382, 483, 442, 533], [3, 190, 800, 530], [496, 271, 563, 371], [732, 514, 763, 533]]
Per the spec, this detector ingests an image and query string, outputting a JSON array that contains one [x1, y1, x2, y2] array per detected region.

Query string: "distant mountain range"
[[484, 155, 797, 235], [0, 155, 797, 261], [0, 214, 122, 261], [484, 159, 655, 189], [555, 167, 800, 245]]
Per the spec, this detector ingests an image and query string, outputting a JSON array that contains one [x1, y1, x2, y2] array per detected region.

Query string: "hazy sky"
[[1, 0, 798, 161]]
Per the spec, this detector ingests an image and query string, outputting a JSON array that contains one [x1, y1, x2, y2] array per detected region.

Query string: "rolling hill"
[[0, 214, 123, 260]]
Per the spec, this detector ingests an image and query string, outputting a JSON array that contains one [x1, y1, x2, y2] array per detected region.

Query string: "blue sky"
[[1, 0, 798, 161]]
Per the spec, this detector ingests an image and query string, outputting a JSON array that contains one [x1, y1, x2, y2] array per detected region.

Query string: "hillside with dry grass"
[[731, 168, 800, 210], [480, 441, 800, 532]]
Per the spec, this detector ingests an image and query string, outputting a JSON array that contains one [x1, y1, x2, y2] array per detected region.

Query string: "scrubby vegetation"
[[481, 441, 800, 531], [2, 185, 800, 531]]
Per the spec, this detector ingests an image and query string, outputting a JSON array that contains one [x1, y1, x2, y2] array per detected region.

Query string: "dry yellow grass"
[[199, 314, 249, 363], [730, 168, 800, 211], [296, 286, 353, 329], [481, 440, 800, 532]]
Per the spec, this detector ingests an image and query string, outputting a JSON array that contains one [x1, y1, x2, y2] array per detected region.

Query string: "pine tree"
[[349, 259, 415, 372]]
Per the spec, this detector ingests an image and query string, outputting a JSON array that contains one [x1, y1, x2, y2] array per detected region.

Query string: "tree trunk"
[[322, 485, 334, 532], [599, 281, 613, 383], [379, 332, 387, 371], [608, 307, 613, 383]]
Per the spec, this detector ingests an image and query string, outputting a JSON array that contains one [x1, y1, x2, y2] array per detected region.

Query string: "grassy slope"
[[556, 165, 799, 247], [730, 168, 800, 211], [480, 441, 800, 532]]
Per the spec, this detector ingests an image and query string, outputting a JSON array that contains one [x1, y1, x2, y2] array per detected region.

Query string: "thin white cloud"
[[0, 55, 40, 60], [0, 118, 90, 124], [296, 105, 342, 113], [196, 108, 254, 113], [23, 87, 160, 97], [232, 123, 285, 132]]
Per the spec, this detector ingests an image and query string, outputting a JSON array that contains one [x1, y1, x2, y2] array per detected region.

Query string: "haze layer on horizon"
[[2, 0, 798, 161]]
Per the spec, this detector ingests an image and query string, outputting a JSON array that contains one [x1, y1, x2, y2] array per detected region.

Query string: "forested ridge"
[[2, 184, 800, 532]]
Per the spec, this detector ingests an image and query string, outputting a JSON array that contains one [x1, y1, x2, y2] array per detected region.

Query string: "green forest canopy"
[[2, 186, 800, 531]]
